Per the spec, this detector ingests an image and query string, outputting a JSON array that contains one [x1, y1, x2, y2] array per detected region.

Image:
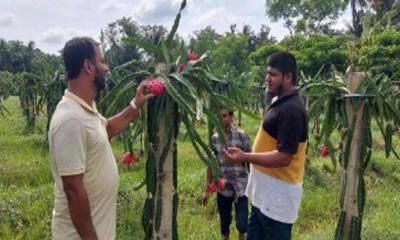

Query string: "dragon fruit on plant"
[[189, 52, 199, 61], [148, 79, 165, 97], [178, 63, 186, 73], [121, 152, 141, 166], [321, 145, 329, 157]]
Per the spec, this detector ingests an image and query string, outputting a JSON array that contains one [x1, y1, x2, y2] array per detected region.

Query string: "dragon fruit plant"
[[99, 1, 256, 239], [300, 71, 400, 239]]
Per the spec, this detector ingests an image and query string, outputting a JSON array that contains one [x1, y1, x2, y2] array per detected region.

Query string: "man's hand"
[[201, 191, 210, 206], [222, 147, 247, 164], [107, 80, 155, 139], [133, 80, 154, 109]]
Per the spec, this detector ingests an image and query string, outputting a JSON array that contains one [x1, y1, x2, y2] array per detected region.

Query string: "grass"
[[1, 96, 399, 239]]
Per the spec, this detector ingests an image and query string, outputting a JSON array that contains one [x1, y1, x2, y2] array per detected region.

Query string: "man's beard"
[[266, 82, 284, 99], [94, 70, 107, 91]]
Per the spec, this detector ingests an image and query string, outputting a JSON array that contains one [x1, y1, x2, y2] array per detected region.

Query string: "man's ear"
[[284, 72, 293, 85], [83, 59, 94, 75]]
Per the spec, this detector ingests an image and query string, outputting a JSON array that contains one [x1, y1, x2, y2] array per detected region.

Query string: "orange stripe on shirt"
[[251, 125, 306, 184]]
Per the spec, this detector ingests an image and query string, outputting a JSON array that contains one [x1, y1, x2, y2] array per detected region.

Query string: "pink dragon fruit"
[[148, 79, 165, 97], [122, 152, 134, 166], [321, 145, 329, 157], [189, 52, 199, 61], [178, 63, 186, 73], [207, 182, 217, 193], [121, 152, 141, 166]]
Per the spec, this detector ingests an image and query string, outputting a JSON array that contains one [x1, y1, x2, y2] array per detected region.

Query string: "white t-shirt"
[[49, 90, 118, 239], [245, 165, 303, 224]]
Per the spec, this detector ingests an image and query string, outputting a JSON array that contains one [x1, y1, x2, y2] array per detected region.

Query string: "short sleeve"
[[52, 118, 87, 176], [240, 132, 252, 153], [276, 110, 305, 154], [211, 134, 219, 156]]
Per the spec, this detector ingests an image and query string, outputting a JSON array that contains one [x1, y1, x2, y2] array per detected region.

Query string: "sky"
[[0, 0, 351, 55]]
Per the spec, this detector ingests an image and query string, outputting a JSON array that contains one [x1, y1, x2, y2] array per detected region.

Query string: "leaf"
[[162, 77, 196, 117], [123, 37, 162, 57], [161, 41, 171, 64], [169, 73, 198, 98], [384, 124, 393, 158], [181, 114, 220, 179], [166, 0, 187, 48]]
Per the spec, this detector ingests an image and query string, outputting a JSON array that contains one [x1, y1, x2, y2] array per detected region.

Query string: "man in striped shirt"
[[202, 107, 252, 240]]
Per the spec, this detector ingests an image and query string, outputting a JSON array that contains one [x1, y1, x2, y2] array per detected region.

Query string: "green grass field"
[[1, 97, 399, 239]]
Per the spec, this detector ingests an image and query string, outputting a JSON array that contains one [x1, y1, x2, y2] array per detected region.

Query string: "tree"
[[189, 26, 222, 66], [301, 70, 399, 240], [265, 0, 347, 35], [281, 34, 348, 77], [210, 34, 251, 80], [0, 71, 14, 116], [359, 28, 400, 79], [254, 24, 277, 48]]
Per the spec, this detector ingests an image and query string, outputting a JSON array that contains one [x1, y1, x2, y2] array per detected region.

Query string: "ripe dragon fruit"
[[178, 63, 186, 73], [122, 152, 134, 166], [148, 79, 165, 97], [189, 52, 199, 61], [122, 152, 141, 166], [207, 182, 217, 193], [321, 145, 329, 157]]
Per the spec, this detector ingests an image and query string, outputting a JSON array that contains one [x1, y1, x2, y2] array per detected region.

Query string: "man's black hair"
[[267, 51, 297, 85], [62, 37, 100, 80]]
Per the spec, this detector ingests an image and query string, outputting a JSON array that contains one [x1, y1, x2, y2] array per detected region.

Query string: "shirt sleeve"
[[211, 135, 219, 156], [52, 118, 87, 176], [240, 132, 252, 153], [276, 110, 304, 154]]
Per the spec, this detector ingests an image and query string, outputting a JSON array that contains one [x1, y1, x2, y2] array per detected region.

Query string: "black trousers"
[[217, 193, 248, 236]]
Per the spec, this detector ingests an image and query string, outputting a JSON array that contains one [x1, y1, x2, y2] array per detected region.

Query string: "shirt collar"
[[63, 89, 99, 115], [270, 88, 298, 108]]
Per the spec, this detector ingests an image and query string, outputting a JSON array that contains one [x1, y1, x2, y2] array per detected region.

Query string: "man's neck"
[[276, 86, 296, 98], [224, 126, 232, 135], [68, 77, 96, 106]]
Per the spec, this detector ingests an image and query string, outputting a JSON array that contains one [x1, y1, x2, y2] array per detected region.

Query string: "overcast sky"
[[0, 0, 351, 55]]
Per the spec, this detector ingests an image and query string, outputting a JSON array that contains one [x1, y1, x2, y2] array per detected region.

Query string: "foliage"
[[285, 34, 348, 77], [1, 97, 400, 239], [101, 1, 258, 238], [209, 34, 251, 80], [189, 26, 222, 61], [359, 28, 400, 79], [265, 0, 347, 35], [300, 70, 400, 239], [0, 71, 15, 116]]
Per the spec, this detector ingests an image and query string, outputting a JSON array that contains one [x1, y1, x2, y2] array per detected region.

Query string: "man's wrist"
[[130, 98, 139, 111], [243, 153, 250, 164]]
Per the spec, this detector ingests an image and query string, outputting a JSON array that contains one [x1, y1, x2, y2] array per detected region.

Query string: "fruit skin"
[[148, 79, 165, 97], [207, 182, 217, 193], [121, 152, 141, 166], [178, 64, 185, 73], [189, 52, 199, 61], [321, 145, 329, 157]]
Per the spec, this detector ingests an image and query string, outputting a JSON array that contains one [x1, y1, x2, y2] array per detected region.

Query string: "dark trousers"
[[217, 193, 248, 236], [247, 206, 292, 240]]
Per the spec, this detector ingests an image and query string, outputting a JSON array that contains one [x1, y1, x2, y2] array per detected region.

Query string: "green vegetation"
[[1, 97, 399, 239]]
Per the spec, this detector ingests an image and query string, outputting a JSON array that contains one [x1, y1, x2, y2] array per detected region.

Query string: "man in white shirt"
[[48, 37, 153, 240]]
